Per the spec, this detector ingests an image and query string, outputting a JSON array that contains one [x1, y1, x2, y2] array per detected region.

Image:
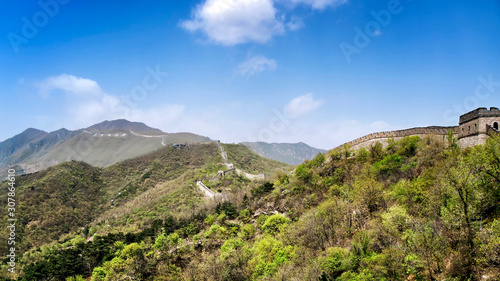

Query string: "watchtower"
[[458, 107, 500, 147]]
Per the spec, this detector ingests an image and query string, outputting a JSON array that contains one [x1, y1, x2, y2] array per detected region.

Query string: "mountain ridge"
[[86, 119, 162, 133], [0, 119, 212, 176], [242, 141, 327, 165]]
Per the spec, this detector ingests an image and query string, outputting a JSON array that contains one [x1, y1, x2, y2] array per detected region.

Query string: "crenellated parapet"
[[334, 126, 458, 151], [459, 107, 500, 125], [332, 107, 499, 152]]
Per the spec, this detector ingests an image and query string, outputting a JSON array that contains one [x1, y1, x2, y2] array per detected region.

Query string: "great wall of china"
[[195, 141, 265, 200], [83, 130, 168, 146], [334, 126, 458, 151], [334, 107, 500, 151]]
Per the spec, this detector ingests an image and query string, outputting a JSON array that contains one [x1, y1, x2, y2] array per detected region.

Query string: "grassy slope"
[[223, 143, 293, 174], [0, 142, 291, 264], [0, 161, 106, 253], [242, 141, 327, 165], [10, 135, 500, 281]]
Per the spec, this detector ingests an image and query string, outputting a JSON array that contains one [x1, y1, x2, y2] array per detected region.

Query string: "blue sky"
[[1, 0, 499, 149]]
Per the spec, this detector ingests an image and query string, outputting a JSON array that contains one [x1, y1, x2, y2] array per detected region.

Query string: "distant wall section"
[[334, 126, 458, 151]]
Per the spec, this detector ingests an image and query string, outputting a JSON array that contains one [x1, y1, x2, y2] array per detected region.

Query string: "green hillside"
[[0, 141, 290, 279], [2, 136, 500, 280], [222, 143, 293, 174]]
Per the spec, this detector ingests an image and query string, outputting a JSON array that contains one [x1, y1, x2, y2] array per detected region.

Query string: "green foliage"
[[368, 142, 385, 163], [308, 153, 326, 168], [90, 267, 107, 281], [204, 214, 215, 225], [222, 143, 292, 174], [220, 238, 244, 260], [373, 154, 401, 175], [251, 182, 275, 197], [215, 201, 238, 219], [205, 224, 227, 239], [238, 209, 252, 223], [397, 136, 420, 157], [66, 275, 86, 281], [476, 219, 500, 267], [295, 164, 313, 181], [356, 148, 369, 163], [320, 247, 350, 279], [250, 236, 296, 279], [381, 205, 409, 234], [7, 128, 500, 280], [262, 214, 290, 234], [238, 224, 256, 240]]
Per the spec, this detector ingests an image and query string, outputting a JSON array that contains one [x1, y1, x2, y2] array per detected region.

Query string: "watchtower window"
[[475, 123, 477, 131], [468, 125, 470, 132], [494, 122, 499, 130]]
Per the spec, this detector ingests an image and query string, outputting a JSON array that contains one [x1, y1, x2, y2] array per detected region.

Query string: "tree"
[[441, 157, 481, 278], [262, 214, 290, 235]]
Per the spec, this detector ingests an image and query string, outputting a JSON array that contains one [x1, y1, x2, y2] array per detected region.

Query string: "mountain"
[[0, 128, 47, 162], [86, 119, 162, 133], [0, 128, 80, 165], [0, 141, 289, 257], [2, 131, 500, 280], [242, 141, 327, 165], [0, 119, 211, 176]]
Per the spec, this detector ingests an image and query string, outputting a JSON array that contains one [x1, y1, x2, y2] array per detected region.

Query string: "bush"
[[262, 214, 290, 235], [398, 136, 420, 157], [215, 202, 238, 219], [320, 247, 350, 279], [373, 154, 401, 176], [295, 164, 313, 182], [252, 182, 275, 197]]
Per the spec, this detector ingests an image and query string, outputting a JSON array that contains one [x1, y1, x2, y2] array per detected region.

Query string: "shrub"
[[252, 182, 275, 197], [215, 202, 238, 219], [262, 214, 290, 235], [296, 164, 313, 182], [320, 247, 350, 280]]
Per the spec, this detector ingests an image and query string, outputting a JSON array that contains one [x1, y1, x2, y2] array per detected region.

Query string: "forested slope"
[[2, 136, 500, 280]]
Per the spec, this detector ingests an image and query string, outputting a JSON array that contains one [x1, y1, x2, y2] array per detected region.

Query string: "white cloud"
[[37, 74, 185, 130], [237, 55, 277, 76], [285, 0, 347, 10], [286, 16, 304, 31], [284, 93, 324, 118], [38, 74, 103, 97], [128, 104, 186, 129], [181, 0, 285, 46]]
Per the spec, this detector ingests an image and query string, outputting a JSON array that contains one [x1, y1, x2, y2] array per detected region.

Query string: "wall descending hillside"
[[334, 126, 459, 151]]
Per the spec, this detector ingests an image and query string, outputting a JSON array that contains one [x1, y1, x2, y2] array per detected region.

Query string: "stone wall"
[[458, 116, 500, 139], [458, 134, 490, 148], [459, 107, 500, 124], [457, 107, 500, 147], [334, 126, 458, 151]]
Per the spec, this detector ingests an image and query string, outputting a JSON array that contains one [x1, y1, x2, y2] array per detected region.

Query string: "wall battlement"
[[333, 107, 500, 151], [459, 107, 500, 124], [334, 126, 458, 151]]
